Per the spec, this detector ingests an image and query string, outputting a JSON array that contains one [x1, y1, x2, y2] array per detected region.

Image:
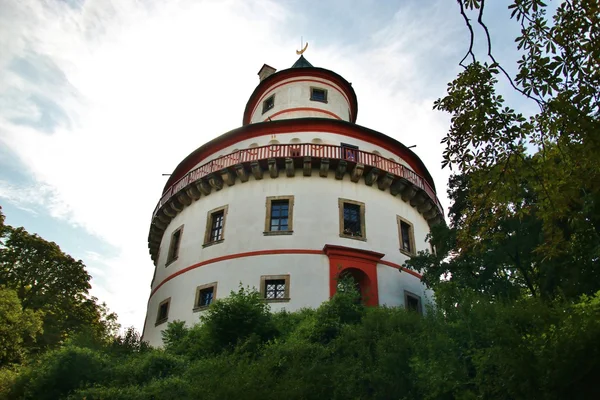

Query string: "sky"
[[0, 0, 528, 331]]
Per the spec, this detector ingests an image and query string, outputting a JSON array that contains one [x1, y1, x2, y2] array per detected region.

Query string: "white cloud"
[[0, 0, 461, 331]]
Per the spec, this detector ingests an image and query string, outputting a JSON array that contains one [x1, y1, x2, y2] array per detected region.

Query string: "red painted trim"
[[148, 247, 421, 301], [264, 107, 342, 121], [379, 260, 423, 279], [162, 119, 437, 193], [243, 68, 358, 125], [252, 78, 351, 118]]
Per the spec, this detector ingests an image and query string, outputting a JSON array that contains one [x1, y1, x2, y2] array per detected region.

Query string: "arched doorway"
[[337, 268, 372, 304], [324, 244, 383, 306]]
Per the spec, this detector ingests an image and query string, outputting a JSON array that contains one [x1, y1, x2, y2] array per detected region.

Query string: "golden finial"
[[296, 36, 308, 55]]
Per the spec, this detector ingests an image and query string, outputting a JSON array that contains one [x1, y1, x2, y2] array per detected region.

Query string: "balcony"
[[148, 143, 444, 261]]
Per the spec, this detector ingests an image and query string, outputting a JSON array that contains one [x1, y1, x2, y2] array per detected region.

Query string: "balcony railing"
[[154, 143, 443, 217]]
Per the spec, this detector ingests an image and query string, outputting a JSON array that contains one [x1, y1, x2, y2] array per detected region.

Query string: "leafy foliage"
[[0, 288, 43, 365], [0, 207, 118, 357], [2, 287, 599, 399]]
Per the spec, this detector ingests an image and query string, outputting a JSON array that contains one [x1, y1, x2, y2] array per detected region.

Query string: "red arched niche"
[[323, 244, 384, 306]]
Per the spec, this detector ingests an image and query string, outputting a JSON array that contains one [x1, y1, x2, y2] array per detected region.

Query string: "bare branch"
[[457, 0, 476, 68]]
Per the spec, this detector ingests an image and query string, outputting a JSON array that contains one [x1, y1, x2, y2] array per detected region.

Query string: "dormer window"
[[262, 95, 275, 114], [310, 87, 327, 103]]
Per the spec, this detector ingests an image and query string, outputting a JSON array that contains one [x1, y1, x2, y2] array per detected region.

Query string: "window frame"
[[155, 297, 171, 326], [310, 87, 328, 103], [166, 225, 184, 266], [262, 94, 275, 114], [397, 216, 416, 256], [404, 290, 422, 314], [260, 275, 290, 303], [338, 198, 366, 241], [341, 142, 359, 162], [193, 282, 218, 312], [203, 205, 228, 247], [264, 196, 294, 236]]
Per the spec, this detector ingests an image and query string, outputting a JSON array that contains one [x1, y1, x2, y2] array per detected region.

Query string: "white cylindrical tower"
[[142, 55, 444, 346]]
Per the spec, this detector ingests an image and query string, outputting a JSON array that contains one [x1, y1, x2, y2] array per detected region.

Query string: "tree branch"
[[457, 0, 476, 68], [477, 0, 545, 110]]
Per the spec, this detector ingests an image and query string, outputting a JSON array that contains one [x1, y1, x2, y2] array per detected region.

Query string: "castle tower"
[[142, 54, 444, 346]]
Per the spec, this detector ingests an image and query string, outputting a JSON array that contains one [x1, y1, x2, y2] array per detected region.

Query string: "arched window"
[[268, 139, 280, 145], [289, 138, 301, 144], [248, 143, 259, 148], [311, 138, 323, 144]]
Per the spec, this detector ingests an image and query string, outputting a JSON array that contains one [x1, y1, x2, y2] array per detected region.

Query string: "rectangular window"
[[194, 282, 217, 311], [339, 198, 366, 240], [210, 211, 224, 241], [264, 196, 294, 235], [260, 275, 290, 302], [262, 95, 275, 114], [204, 205, 228, 246], [270, 201, 289, 231], [155, 297, 171, 326], [404, 291, 422, 314], [397, 216, 416, 256], [310, 87, 328, 103], [166, 225, 183, 266]]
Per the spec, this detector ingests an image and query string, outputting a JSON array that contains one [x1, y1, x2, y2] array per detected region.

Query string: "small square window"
[[166, 225, 184, 266], [204, 206, 228, 246], [266, 279, 285, 299], [264, 196, 294, 235], [404, 291, 422, 314], [194, 282, 217, 311], [262, 95, 275, 114], [339, 199, 366, 240], [155, 297, 171, 326], [310, 87, 327, 103], [397, 216, 416, 256], [260, 275, 290, 302]]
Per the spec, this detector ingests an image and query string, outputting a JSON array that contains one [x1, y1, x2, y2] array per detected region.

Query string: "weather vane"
[[296, 36, 308, 55]]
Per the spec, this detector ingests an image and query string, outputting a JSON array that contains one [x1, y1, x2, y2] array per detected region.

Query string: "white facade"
[[249, 76, 354, 123], [143, 56, 443, 347]]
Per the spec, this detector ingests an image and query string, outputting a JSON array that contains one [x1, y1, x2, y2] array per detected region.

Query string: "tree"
[[0, 288, 43, 366], [0, 207, 117, 352], [419, 0, 600, 301]]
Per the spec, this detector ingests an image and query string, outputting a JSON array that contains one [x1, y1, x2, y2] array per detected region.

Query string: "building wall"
[[144, 253, 331, 346], [249, 76, 353, 124], [143, 172, 433, 347]]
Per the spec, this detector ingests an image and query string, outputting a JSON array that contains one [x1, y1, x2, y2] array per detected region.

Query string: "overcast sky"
[[0, 0, 528, 331]]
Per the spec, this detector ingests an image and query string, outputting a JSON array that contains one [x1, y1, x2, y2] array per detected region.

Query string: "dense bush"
[[2, 285, 598, 399]]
